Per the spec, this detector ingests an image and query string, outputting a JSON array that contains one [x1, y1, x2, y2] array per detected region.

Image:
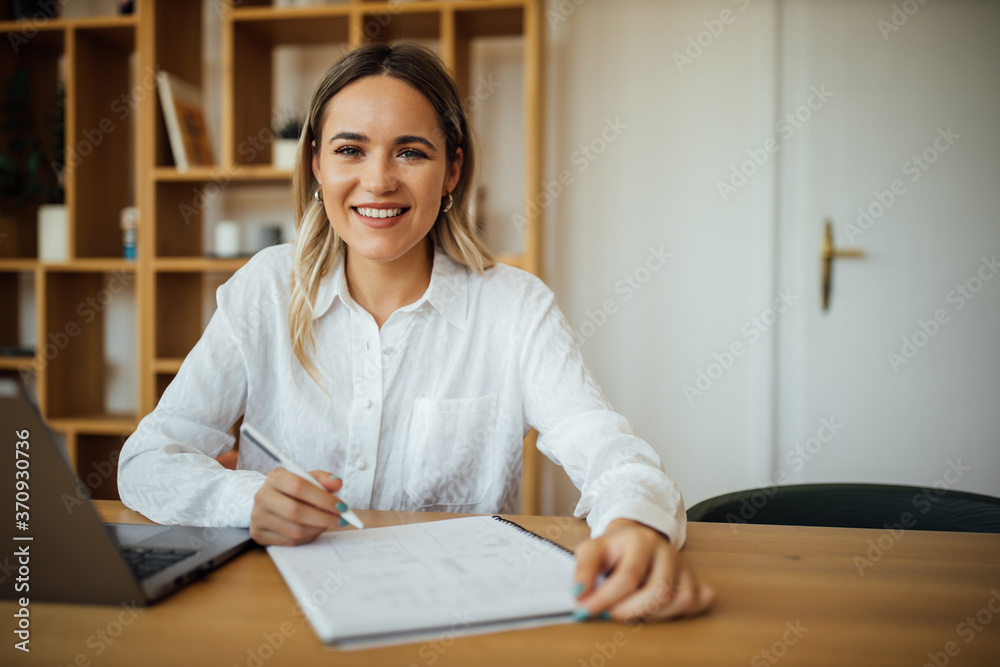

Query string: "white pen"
[[239, 422, 365, 530]]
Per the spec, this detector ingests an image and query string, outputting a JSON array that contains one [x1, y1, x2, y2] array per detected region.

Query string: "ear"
[[311, 139, 321, 184], [443, 147, 463, 194]]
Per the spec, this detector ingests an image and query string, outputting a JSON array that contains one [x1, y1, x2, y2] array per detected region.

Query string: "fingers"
[[615, 555, 714, 621], [606, 541, 679, 621], [573, 523, 716, 623], [575, 537, 652, 619], [250, 469, 345, 546], [572, 536, 610, 601]]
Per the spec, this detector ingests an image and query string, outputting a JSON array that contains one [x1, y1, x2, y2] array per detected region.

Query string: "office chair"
[[686, 483, 1000, 533]]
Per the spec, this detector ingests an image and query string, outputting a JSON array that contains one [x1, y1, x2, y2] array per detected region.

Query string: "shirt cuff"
[[586, 498, 687, 548]]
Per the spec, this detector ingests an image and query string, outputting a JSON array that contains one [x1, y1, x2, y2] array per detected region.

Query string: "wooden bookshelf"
[[1, 0, 544, 511]]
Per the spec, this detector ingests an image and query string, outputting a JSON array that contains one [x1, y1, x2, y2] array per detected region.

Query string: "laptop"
[[0, 379, 254, 606]]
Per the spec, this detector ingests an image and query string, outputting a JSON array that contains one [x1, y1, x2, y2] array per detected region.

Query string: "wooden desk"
[[4, 502, 999, 667]]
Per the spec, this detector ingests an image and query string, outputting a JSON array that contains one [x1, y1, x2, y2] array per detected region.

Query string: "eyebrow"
[[327, 132, 437, 151]]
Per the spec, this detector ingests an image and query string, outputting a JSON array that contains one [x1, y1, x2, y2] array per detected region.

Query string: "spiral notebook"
[[267, 515, 577, 648]]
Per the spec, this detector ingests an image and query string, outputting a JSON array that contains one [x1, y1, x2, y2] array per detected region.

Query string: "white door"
[[774, 0, 1000, 495]]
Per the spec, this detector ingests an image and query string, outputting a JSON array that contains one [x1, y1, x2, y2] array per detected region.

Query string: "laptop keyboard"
[[121, 547, 198, 580]]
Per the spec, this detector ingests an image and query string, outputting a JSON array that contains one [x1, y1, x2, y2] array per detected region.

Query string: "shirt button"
[[362, 397, 372, 408], [357, 460, 368, 471]]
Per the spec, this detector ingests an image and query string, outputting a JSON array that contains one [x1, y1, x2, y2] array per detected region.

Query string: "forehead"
[[319, 75, 440, 138]]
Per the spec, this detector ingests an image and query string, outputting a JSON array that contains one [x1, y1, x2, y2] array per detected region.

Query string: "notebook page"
[[267, 515, 577, 644]]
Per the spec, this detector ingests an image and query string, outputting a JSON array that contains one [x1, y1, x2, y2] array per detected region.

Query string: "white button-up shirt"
[[118, 245, 686, 543]]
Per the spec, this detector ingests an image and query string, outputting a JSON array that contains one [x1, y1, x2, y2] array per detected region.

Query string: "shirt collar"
[[310, 246, 469, 330]]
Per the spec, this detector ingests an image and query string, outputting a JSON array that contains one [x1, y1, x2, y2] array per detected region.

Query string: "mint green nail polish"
[[339, 517, 348, 527], [598, 611, 612, 621], [573, 582, 585, 598], [336, 501, 348, 512], [572, 608, 590, 622]]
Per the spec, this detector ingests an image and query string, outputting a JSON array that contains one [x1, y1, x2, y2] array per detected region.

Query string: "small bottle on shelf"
[[120, 206, 139, 261]]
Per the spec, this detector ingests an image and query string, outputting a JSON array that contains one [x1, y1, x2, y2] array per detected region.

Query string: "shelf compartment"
[[153, 0, 204, 169], [41, 270, 137, 420], [226, 10, 350, 166], [0, 270, 35, 360], [0, 23, 64, 260], [232, 10, 351, 45], [73, 432, 129, 500], [69, 22, 137, 259], [154, 181, 206, 257], [155, 272, 209, 360], [155, 371, 174, 403]]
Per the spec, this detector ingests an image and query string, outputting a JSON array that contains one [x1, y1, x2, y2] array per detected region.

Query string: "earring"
[[441, 192, 453, 214], [314, 187, 323, 203]]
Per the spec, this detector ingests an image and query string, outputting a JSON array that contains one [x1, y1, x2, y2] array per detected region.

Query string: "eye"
[[398, 148, 428, 160], [335, 145, 362, 157]]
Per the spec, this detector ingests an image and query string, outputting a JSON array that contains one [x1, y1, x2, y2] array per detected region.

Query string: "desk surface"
[[4, 501, 1000, 667]]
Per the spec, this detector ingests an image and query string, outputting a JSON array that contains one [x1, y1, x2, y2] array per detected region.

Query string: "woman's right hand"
[[250, 469, 345, 546]]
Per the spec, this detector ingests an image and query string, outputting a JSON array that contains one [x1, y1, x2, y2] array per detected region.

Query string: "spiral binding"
[[491, 516, 575, 557]]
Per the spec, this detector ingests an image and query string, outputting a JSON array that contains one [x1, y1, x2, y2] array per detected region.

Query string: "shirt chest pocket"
[[403, 394, 497, 508]]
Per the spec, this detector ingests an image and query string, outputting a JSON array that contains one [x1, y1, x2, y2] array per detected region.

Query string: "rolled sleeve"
[[118, 298, 265, 527], [519, 286, 687, 546]]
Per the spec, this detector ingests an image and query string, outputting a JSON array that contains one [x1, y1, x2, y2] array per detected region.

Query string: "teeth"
[[356, 207, 403, 219]]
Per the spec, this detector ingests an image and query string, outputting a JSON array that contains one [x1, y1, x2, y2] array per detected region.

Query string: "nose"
[[360, 154, 398, 194]]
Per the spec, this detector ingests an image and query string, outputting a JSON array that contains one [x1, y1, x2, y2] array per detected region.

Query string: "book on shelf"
[[156, 72, 214, 171]]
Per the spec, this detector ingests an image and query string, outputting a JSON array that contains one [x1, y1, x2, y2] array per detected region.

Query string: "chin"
[[343, 236, 427, 264]]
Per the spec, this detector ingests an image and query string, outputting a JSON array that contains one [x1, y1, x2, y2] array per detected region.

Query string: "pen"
[[239, 422, 365, 530]]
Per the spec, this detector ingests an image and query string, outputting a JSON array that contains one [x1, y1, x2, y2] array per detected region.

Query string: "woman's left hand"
[[572, 518, 715, 622]]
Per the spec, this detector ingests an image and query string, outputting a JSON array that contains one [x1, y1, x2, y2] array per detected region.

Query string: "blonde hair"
[[289, 43, 494, 388]]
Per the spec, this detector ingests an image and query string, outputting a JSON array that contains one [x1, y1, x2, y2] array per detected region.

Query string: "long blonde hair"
[[289, 43, 494, 388]]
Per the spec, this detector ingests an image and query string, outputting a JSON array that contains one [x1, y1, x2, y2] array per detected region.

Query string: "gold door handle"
[[822, 219, 866, 311]]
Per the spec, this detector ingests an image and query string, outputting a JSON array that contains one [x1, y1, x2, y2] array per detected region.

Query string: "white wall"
[[541, 0, 779, 512]]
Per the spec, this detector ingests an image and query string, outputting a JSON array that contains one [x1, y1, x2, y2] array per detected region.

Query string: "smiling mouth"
[[353, 206, 409, 220]]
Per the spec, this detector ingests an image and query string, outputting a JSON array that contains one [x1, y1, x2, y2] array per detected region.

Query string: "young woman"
[[119, 43, 713, 622]]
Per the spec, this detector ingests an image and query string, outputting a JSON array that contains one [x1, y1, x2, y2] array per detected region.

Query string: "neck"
[[344, 240, 434, 328]]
